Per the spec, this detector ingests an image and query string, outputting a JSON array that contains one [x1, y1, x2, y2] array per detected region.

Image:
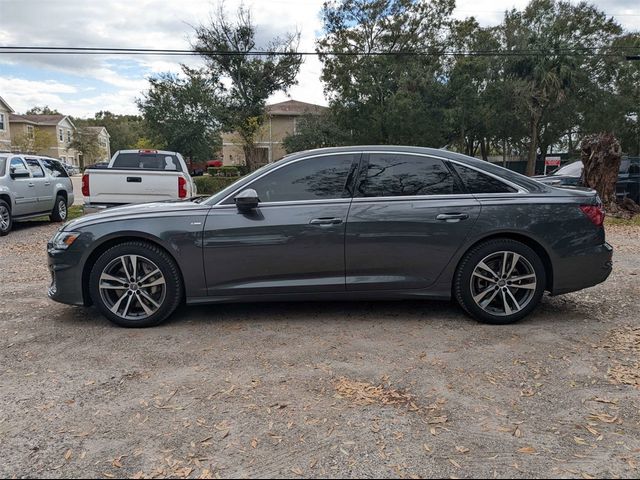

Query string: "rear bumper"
[[551, 242, 613, 295]]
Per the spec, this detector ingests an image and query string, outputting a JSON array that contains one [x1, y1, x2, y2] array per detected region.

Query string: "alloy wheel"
[[469, 251, 537, 316], [98, 254, 167, 320], [0, 205, 9, 231], [59, 200, 67, 220]]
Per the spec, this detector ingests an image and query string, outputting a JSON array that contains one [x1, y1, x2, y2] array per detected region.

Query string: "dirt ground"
[[0, 219, 639, 479]]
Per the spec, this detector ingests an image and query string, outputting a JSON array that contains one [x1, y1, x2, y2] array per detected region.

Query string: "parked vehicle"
[[0, 153, 74, 235], [184, 157, 208, 176], [61, 162, 80, 176], [82, 150, 197, 214], [535, 158, 640, 204], [48, 146, 612, 328]]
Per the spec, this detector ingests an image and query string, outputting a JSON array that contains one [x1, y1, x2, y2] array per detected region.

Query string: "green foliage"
[[69, 127, 103, 168], [207, 166, 240, 177], [74, 111, 147, 154], [283, 113, 350, 153], [193, 4, 303, 170], [137, 66, 223, 161], [194, 175, 240, 195], [25, 105, 61, 115], [12, 128, 56, 154]]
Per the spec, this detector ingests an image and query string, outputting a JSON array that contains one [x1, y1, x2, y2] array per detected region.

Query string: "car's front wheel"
[[0, 199, 12, 236], [89, 241, 183, 327], [454, 239, 546, 324]]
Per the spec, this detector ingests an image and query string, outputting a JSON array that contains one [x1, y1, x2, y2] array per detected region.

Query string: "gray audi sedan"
[[47, 146, 612, 328]]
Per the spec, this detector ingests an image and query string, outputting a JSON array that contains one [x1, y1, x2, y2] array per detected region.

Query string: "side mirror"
[[10, 167, 30, 179], [234, 188, 260, 212]]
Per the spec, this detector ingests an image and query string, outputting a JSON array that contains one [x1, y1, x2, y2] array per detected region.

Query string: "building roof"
[[266, 100, 327, 116], [0, 96, 14, 113], [9, 114, 67, 125], [84, 126, 110, 137]]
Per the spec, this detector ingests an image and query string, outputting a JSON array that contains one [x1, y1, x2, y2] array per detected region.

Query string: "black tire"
[[89, 241, 183, 328], [0, 199, 12, 236], [454, 239, 546, 325], [50, 195, 68, 222]]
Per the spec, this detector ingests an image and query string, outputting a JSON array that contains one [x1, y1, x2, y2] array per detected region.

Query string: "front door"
[[345, 152, 481, 290], [203, 153, 360, 296], [8, 157, 36, 216]]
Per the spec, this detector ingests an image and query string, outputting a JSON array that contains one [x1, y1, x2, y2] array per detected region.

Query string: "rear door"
[[345, 152, 481, 291], [25, 158, 54, 211]]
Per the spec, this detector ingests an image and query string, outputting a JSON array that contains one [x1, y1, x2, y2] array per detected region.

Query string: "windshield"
[[554, 161, 583, 176]]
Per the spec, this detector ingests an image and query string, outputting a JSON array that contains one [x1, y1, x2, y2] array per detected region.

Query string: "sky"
[[0, 0, 639, 118]]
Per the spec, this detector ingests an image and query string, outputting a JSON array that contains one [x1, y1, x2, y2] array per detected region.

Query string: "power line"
[[0, 45, 638, 58]]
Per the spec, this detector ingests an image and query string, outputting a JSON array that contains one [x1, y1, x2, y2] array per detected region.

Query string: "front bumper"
[[47, 242, 87, 306], [551, 242, 613, 295]]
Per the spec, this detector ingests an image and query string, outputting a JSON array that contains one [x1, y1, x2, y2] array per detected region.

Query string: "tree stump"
[[580, 133, 622, 213]]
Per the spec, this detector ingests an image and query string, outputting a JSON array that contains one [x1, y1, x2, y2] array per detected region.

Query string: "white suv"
[[0, 153, 75, 235]]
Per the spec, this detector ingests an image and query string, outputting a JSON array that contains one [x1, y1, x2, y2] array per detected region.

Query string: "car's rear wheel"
[[0, 200, 12, 236], [454, 239, 546, 324], [89, 241, 183, 327], [50, 195, 67, 222]]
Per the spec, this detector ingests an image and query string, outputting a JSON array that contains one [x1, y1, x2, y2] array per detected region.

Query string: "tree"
[[12, 128, 56, 154], [580, 133, 623, 214], [193, 4, 303, 171], [70, 128, 102, 168], [25, 106, 61, 115], [137, 66, 223, 161], [75, 111, 149, 153], [501, 0, 622, 175], [283, 113, 350, 153], [317, 0, 454, 147]]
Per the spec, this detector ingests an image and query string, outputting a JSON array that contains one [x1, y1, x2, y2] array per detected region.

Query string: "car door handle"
[[127, 177, 142, 183], [436, 213, 469, 222], [44, 182, 51, 186], [28, 183, 35, 187], [309, 217, 343, 226]]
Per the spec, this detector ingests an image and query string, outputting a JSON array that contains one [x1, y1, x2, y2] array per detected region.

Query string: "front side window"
[[452, 164, 517, 194], [244, 154, 357, 203], [10, 157, 29, 174], [357, 154, 459, 197], [41, 159, 69, 178], [25, 159, 45, 178]]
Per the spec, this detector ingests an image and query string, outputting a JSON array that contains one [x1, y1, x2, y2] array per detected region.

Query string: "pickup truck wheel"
[[50, 195, 67, 222], [89, 241, 183, 328], [0, 200, 12, 236]]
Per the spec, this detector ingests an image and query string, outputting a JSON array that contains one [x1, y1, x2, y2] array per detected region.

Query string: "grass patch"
[[605, 215, 640, 227], [67, 205, 83, 220]]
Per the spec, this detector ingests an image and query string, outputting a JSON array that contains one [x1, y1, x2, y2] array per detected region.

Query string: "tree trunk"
[[526, 115, 540, 176], [243, 144, 258, 172], [580, 132, 621, 212], [502, 138, 507, 167], [480, 138, 488, 161]]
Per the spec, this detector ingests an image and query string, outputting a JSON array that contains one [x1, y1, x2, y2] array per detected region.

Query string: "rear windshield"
[[111, 153, 183, 172], [0, 157, 6, 176]]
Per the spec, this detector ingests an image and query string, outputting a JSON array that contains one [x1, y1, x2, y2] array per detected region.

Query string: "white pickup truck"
[[82, 150, 197, 213]]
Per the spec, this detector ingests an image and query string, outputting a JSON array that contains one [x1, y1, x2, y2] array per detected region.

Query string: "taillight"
[[82, 174, 90, 197], [579, 205, 604, 227], [178, 176, 187, 198]]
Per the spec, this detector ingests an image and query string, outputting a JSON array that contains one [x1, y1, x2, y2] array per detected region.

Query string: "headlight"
[[51, 231, 81, 250]]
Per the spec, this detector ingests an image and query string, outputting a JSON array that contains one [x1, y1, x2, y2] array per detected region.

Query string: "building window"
[[27, 125, 34, 138], [67, 130, 71, 143], [0, 113, 5, 131], [59, 128, 63, 142], [293, 117, 298, 135]]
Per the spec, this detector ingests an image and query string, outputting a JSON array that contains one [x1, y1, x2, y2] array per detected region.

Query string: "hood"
[[63, 200, 208, 231]]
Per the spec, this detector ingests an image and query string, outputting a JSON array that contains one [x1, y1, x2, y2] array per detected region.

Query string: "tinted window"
[[247, 154, 356, 203], [26, 159, 45, 178], [10, 157, 29, 174], [358, 154, 459, 197], [41, 159, 69, 178], [453, 164, 516, 194], [112, 153, 182, 172]]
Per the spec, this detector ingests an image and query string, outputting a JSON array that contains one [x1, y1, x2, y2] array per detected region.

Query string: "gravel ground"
[[0, 220, 639, 479]]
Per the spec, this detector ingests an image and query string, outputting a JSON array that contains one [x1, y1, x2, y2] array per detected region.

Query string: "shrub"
[[207, 166, 240, 177], [194, 175, 240, 195]]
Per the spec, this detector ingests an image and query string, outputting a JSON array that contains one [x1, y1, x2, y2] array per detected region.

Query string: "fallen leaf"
[[449, 458, 461, 469], [518, 447, 536, 455], [456, 446, 470, 454], [64, 449, 72, 461]]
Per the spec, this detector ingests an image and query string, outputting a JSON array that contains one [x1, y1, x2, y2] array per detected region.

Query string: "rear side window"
[[357, 154, 459, 197], [245, 154, 357, 203], [41, 159, 69, 178], [25, 159, 45, 178], [112, 153, 183, 172], [452, 164, 517, 194]]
